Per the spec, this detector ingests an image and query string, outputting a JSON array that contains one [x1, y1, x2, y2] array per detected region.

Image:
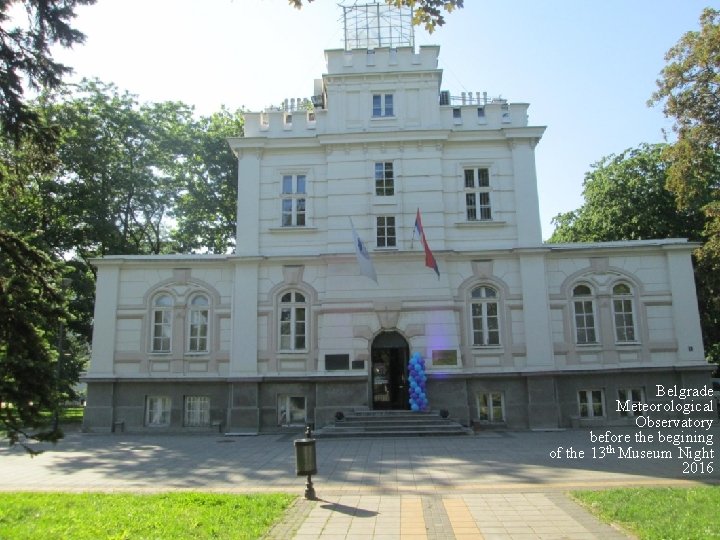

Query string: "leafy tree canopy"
[[549, 143, 704, 244], [649, 7, 720, 367], [1, 0, 94, 450], [288, 0, 463, 32], [0, 0, 96, 141], [170, 107, 243, 254], [0, 230, 74, 451]]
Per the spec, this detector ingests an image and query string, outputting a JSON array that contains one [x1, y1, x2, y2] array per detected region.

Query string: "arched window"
[[188, 295, 209, 353], [279, 291, 307, 351], [572, 284, 597, 344], [470, 286, 500, 346], [612, 283, 636, 342], [152, 294, 173, 352]]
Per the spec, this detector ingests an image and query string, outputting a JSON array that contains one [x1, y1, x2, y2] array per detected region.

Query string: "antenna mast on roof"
[[341, 2, 414, 50]]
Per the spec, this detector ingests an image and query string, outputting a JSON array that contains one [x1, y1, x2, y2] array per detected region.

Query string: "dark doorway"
[[371, 331, 409, 410]]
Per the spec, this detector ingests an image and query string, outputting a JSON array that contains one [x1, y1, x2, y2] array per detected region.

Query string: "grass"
[[571, 486, 720, 539], [0, 492, 295, 540], [37, 407, 85, 425]]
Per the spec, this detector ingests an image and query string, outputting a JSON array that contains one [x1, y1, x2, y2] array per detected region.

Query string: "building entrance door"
[[371, 331, 409, 410]]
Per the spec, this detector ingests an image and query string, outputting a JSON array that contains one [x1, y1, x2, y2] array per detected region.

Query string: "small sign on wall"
[[432, 349, 458, 367]]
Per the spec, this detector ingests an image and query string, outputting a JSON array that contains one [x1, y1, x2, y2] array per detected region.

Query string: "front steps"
[[315, 410, 471, 438]]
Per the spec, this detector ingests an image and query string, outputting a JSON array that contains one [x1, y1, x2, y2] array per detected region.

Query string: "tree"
[[1, 1, 94, 450], [549, 144, 703, 243], [0, 0, 96, 141], [44, 81, 243, 257], [171, 107, 243, 254], [48, 80, 195, 259], [0, 230, 75, 451], [288, 0, 463, 32], [649, 7, 720, 367]]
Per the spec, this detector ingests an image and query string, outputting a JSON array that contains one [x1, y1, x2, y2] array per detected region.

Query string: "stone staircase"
[[315, 410, 471, 438]]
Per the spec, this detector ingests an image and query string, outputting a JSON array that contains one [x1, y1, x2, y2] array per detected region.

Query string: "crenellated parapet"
[[243, 109, 326, 138], [441, 101, 530, 129], [325, 45, 439, 73]]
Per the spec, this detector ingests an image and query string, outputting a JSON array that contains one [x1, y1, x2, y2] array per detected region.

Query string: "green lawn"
[[0, 492, 295, 540], [37, 407, 85, 425], [572, 486, 720, 539]]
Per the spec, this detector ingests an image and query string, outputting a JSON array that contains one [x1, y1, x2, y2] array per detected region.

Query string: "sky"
[[50, 0, 719, 240]]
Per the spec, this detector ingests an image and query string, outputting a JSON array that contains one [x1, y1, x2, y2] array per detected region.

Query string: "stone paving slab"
[[264, 493, 630, 539], [1, 427, 717, 538]]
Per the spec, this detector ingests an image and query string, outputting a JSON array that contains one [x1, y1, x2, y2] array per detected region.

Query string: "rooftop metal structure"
[[341, 2, 414, 50]]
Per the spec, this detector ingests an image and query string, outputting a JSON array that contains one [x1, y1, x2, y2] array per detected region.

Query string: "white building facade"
[[82, 44, 712, 433]]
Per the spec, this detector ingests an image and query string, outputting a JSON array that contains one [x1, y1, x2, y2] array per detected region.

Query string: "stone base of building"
[[81, 366, 715, 434]]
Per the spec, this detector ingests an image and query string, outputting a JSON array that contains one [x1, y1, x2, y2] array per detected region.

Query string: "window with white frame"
[[464, 168, 492, 221], [278, 395, 307, 426], [184, 396, 210, 427], [578, 389, 604, 418], [617, 388, 645, 417], [145, 396, 171, 427], [281, 174, 306, 227], [375, 162, 394, 196], [572, 285, 597, 344], [470, 286, 500, 346], [151, 294, 173, 352], [372, 93, 394, 117], [612, 283, 636, 343], [188, 294, 209, 353], [376, 216, 396, 248], [279, 291, 307, 351], [477, 392, 504, 422]]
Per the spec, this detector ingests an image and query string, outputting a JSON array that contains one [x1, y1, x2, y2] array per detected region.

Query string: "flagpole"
[[410, 208, 418, 249]]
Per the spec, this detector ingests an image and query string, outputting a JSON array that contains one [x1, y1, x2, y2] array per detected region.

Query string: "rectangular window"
[[375, 162, 394, 196], [184, 396, 210, 427], [477, 168, 489, 187], [472, 303, 499, 345], [278, 395, 306, 426], [146, 396, 171, 427], [376, 216, 396, 248], [578, 389, 604, 418], [574, 300, 597, 344], [478, 392, 504, 422], [280, 307, 306, 350], [617, 388, 644, 417], [188, 309, 208, 352], [464, 168, 492, 221], [372, 93, 393, 117], [152, 310, 171, 352], [613, 298, 636, 342], [281, 174, 306, 227]]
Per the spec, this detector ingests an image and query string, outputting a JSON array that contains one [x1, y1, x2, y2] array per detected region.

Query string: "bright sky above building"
[[53, 0, 718, 239]]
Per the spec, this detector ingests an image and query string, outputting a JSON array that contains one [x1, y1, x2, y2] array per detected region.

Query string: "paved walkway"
[[1, 426, 717, 539]]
